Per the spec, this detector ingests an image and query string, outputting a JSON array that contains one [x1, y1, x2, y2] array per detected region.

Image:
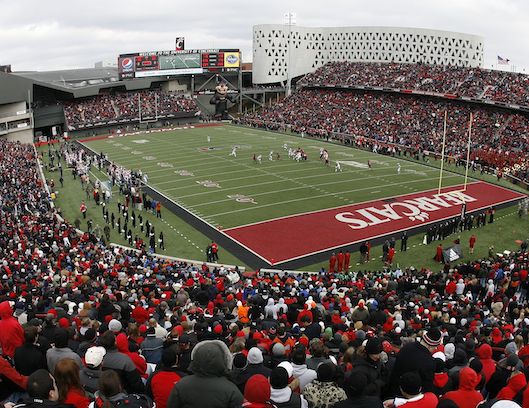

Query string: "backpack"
[[93, 394, 153, 408]]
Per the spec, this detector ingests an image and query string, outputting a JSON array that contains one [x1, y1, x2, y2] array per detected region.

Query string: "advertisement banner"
[[223, 52, 240, 68]]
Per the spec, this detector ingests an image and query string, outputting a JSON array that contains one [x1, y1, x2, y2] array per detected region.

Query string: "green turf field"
[[81, 125, 470, 230], [41, 124, 528, 271]]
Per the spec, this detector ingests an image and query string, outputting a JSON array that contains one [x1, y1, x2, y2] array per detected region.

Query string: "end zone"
[[223, 182, 526, 265]]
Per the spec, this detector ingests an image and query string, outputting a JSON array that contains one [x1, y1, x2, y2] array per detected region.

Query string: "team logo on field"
[[196, 180, 221, 188], [143, 156, 156, 161], [121, 146, 130, 150], [132, 140, 149, 144], [228, 194, 257, 204], [335, 190, 476, 230], [176, 170, 194, 176], [157, 162, 173, 168], [114, 143, 123, 147], [199, 147, 223, 152], [131, 151, 142, 155]]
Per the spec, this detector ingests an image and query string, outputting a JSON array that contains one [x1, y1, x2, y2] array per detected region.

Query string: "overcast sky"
[[1, 0, 527, 72]]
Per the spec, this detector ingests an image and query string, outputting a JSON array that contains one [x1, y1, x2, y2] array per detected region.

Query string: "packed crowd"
[[298, 62, 529, 107], [0, 138, 528, 408], [241, 88, 529, 182], [63, 91, 198, 130]]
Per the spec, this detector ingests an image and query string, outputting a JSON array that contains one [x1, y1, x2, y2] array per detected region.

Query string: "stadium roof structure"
[[9, 67, 162, 99]]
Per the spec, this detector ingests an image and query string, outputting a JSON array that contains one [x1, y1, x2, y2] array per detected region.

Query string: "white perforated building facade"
[[252, 25, 484, 84]]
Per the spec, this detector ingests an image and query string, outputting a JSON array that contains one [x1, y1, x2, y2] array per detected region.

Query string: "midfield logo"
[[176, 170, 194, 176], [335, 191, 476, 230]]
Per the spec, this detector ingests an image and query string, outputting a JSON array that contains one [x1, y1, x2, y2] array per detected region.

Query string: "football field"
[[80, 124, 524, 266]]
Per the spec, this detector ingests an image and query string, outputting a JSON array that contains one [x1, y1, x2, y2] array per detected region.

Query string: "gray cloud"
[[0, 0, 526, 72]]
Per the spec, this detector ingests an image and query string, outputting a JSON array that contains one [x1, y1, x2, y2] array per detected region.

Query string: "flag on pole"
[[497, 55, 510, 65]]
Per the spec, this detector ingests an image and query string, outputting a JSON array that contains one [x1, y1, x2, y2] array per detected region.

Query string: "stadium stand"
[[62, 90, 199, 130], [298, 62, 529, 107], [241, 88, 529, 183], [0, 136, 528, 407]]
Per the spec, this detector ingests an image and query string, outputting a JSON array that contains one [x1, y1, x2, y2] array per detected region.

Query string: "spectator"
[[15, 369, 71, 408], [242, 374, 275, 408], [99, 331, 145, 394], [269, 366, 308, 408], [91, 370, 152, 408], [332, 370, 383, 408], [80, 346, 106, 396], [441, 367, 484, 408], [140, 327, 164, 365], [46, 329, 83, 375], [146, 348, 186, 408], [54, 358, 89, 408], [14, 326, 48, 376], [302, 362, 347, 408], [167, 340, 243, 408], [0, 300, 24, 358]]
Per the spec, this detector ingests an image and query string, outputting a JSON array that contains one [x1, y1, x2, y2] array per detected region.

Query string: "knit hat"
[[85, 346, 106, 367], [108, 319, 122, 333], [344, 371, 368, 397], [244, 374, 270, 403], [58, 317, 70, 328], [365, 338, 382, 355], [247, 347, 264, 364], [272, 342, 286, 357], [422, 328, 442, 347], [504, 353, 520, 369], [233, 353, 247, 369], [270, 367, 289, 389], [277, 361, 293, 378], [84, 328, 97, 342], [316, 362, 336, 382], [489, 402, 522, 408]]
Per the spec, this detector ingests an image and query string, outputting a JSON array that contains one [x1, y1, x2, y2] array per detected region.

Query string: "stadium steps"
[[110, 100, 120, 117]]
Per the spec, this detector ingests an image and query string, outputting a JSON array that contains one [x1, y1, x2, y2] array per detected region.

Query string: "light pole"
[[284, 12, 296, 97]]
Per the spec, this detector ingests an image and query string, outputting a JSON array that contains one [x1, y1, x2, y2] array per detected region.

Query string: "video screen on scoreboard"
[[118, 49, 240, 80]]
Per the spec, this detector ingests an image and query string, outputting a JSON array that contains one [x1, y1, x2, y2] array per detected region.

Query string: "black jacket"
[[389, 341, 436, 395], [14, 343, 48, 375], [102, 348, 145, 394]]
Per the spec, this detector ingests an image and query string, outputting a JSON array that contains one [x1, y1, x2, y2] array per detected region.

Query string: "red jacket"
[[64, 387, 90, 408], [148, 368, 185, 408], [497, 372, 527, 401], [476, 344, 496, 383], [442, 367, 483, 408], [116, 333, 147, 378], [399, 392, 438, 408], [0, 301, 24, 358], [0, 355, 27, 390]]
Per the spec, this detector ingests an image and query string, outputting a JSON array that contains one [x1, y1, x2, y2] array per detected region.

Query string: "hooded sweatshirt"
[[167, 340, 243, 408], [496, 371, 526, 401], [442, 367, 484, 408], [0, 301, 24, 357], [116, 333, 147, 378], [291, 363, 317, 392], [264, 299, 278, 320], [476, 344, 497, 383]]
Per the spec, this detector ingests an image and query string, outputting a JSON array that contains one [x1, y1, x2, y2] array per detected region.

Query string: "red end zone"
[[223, 182, 526, 265]]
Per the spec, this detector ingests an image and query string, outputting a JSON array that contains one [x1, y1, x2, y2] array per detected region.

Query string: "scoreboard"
[[118, 49, 240, 80]]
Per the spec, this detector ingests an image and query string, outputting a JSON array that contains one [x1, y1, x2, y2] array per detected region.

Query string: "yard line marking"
[[205, 175, 464, 217]]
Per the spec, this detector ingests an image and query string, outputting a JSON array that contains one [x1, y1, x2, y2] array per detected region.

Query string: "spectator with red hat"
[[0, 300, 24, 358]]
